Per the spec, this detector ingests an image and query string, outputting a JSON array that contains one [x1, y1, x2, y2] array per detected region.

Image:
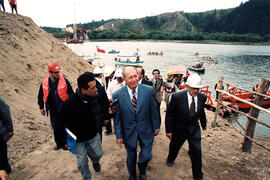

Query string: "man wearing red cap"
[[38, 62, 74, 150]]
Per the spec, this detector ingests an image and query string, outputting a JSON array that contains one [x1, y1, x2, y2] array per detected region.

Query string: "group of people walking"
[[1, 62, 207, 180]]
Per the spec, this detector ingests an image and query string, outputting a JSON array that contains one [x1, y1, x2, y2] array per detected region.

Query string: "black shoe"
[[105, 131, 112, 135], [93, 163, 101, 172], [166, 160, 174, 167], [54, 145, 61, 150], [140, 173, 146, 180]]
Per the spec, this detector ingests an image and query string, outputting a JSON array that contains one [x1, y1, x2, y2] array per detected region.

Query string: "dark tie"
[[132, 90, 137, 112], [190, 97, 195, 118], [155, 80, 157, 88]]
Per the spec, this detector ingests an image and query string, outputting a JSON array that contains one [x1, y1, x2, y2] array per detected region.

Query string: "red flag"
[[96, 45, 105, 53]]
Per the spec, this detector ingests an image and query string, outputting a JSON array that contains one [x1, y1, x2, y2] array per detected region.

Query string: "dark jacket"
[[95, 79, 110, 124], [38, 77, 74, 117], [56, 91, 98, 147], [0, 97, 12, 173], [0, 97, 13, 142], [56, 89, 111, 147], [141, 79, 153, 86], [165, 90, 207, 134]]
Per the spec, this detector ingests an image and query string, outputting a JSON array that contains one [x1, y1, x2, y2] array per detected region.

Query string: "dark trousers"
[[50, 115, 59, 146], [157, 101, 161, 122], [167, 127, 203, 179], [97, 127, 103, 142], [105, 121, 112, 133], [0, 137, 11, 174], [126, 136, 152, 179]]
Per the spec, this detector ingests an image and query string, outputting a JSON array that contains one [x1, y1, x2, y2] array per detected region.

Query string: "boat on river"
[[221, 84, 270, 110], [202, 56, 218, 63], [188, 65, 205, 73], [114, 54, 143, 67], [108, 50, 120, 54]]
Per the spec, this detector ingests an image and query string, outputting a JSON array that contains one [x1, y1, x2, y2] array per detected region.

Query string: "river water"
[[66, 40, 270, 137]]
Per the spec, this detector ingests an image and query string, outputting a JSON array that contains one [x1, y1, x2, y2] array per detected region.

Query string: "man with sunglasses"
[[38, 62, 74, 150]]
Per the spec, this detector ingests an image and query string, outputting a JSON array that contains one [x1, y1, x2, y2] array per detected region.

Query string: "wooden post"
[[212, 77, 224, 127], [242, 78, 270, 153]]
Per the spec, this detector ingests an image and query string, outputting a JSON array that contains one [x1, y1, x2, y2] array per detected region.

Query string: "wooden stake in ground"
[[242, 78, 270, 153]]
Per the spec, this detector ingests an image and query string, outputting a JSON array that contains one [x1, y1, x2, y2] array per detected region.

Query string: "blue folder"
[[65, 128, 77, 154]]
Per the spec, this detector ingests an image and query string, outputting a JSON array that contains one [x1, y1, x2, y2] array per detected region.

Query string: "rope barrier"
[[215, 108, 270, 152], [216, 100, 270, 128]]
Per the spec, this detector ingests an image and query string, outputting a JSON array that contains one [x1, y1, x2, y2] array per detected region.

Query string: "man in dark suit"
[[137, 67, 153, 86], [112, 66, 160, 180], [165, 74, 207, 180]]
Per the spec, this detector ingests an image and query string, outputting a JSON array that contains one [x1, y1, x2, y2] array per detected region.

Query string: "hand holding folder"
[[65, 128, 77, 154]]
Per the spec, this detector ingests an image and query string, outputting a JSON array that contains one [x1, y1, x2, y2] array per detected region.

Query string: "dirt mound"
[[0, 12, 92, 164]]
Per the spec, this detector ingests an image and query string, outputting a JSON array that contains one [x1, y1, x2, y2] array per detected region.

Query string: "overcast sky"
[[11, 0, 249, 28]]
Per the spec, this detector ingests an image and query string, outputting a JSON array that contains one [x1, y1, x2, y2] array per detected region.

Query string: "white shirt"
[[106, 79, 125, 100], [187, 91, 198, 112], [127, 86, 138, 102]]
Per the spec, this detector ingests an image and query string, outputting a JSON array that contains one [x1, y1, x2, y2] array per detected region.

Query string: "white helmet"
[[186, 74, 203, 88], [115, 68, 123, 77], [104, 66, 115, 77], [93, 67, 103, 74]]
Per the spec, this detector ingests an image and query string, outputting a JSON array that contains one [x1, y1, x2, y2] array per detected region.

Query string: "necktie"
[[132, 90, 137, 112], [155, 80, 157, 88], [190, 97, 195, 118]]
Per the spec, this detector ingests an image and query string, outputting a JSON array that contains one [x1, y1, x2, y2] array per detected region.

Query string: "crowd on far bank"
[[1, 62, 209, 180], [0, 0, 18, 14]]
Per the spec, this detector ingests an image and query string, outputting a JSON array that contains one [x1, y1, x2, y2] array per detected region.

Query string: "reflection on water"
[[66, 41, 270, 137]]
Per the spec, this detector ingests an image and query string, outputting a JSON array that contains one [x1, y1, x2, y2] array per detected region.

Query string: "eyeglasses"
[[49, 71, 60, 74]]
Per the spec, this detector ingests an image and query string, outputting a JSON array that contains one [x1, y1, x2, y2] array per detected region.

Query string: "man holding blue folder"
[[56, 72, 111, 180]]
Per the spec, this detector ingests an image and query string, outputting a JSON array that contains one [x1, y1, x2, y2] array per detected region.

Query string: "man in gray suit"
[[112, 66, 160, 180], [150, 69, 168, 116]]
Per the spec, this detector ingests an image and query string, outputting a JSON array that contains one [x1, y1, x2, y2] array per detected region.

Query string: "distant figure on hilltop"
[[8, 0, 17, 14], [0, 0, 5, 12]]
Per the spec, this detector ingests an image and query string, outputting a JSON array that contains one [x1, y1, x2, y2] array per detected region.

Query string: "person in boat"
[[136, 56, 140, 62], [195, 62, 203, 68], [251, 83, 259, 99]]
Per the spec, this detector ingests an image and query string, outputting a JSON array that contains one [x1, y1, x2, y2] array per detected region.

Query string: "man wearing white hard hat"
[[106, 68, 125, 102], [93, 67, 111, 140], [104, 66, 115, 89], [165, 74, 207, 180]]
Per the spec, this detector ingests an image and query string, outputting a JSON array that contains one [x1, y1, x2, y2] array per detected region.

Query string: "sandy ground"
[[8, 102, 270, 180], [0, 12, 270, 180]]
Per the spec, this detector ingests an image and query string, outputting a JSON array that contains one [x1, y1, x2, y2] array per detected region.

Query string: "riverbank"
[[1, 12, 269, 180], [9, 102, 270, 180]]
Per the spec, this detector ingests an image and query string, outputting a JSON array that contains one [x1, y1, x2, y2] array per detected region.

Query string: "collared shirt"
[[187, 91, 198, 112], [127, 86, 138, 102], [95, 77, 104, 87], [106, 79, 125, 100]]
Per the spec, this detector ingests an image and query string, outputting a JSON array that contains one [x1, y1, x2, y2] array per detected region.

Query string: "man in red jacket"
[[38, 62, 74, 150]]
